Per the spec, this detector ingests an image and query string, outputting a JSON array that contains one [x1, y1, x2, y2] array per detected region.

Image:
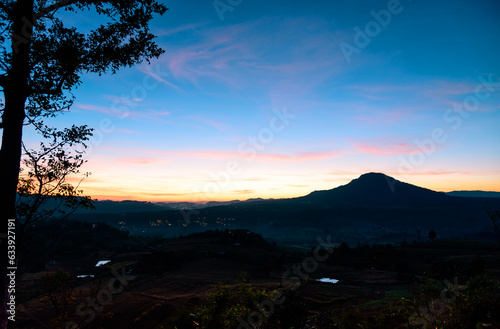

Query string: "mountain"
[[75, 173, 457, 213], [69, 173, 500, 245], [446, 191, 500, 198], [74, 200, 173, 213], [294, 172, 450, 207]]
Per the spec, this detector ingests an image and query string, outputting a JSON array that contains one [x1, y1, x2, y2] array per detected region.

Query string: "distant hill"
[[296, 172, 450, 206], [74, 200, 173, 214], [69, 173, 500, 245], [446, 191, 500, 198], [74, 199, 258, 214], [76, 173, 462, 213]]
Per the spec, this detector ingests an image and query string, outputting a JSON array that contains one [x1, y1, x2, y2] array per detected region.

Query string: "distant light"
[[96, 260, 111, 267], [316, 277, 338, 284], [77, 275, 95, 278]]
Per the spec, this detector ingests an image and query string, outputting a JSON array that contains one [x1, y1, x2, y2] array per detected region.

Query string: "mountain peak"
[[302, 172, 448, 206], [356, 172, 394, 182], [358, 172, 390, 178]]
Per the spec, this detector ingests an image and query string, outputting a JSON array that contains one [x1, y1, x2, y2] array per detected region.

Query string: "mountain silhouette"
[[69, 172, 500, 244], [296, 172, 450, 206]]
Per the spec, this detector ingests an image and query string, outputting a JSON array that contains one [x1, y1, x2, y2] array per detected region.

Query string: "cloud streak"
[[353, 140, 421, 156]]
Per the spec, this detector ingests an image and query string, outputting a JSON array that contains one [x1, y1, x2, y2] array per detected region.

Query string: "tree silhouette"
[[16, 124, 95, 244], [428, 230, 437, 242], [0, 1, 167, 326], [485, 203, 500, 249]]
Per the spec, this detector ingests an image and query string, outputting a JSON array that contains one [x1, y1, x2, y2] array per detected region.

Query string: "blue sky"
[[23, 0, 500, 201]]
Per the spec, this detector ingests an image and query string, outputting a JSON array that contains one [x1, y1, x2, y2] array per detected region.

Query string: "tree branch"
[[0, 74, 7, 88], [30, 72, 67, 96], [35, 0, 79, 21]]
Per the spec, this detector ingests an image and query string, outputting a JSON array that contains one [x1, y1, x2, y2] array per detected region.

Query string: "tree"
[[16, 124, 95, 245], [485, 203, 500, 248], [428, 230, 437, 242], [0, 0, 167, 326]]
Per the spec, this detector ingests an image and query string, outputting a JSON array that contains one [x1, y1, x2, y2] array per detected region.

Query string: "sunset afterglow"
[[22, 0, 500, 202]]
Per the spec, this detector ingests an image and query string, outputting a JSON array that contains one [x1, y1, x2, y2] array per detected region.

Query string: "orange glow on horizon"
[[79, 172, 500, 203]]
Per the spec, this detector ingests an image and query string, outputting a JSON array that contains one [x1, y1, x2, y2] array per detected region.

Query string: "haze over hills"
[[69, 173, 500, 245]]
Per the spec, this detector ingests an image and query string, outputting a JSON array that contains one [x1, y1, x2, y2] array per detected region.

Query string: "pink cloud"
[[138, 64, 184, 92], [148, 17, 348, 97], [183, 115, 231, 134], [353, 140, 421, 156], [255, 150, 342, 162], [342, 79, 499, 112], [419, 78, 500, 107], [139, 148, 342, 163], [154, 22, 209, 36], [427, 80, 477, 96], [77, 99, 176, 123], [354, 106, 420, 125], [149, 110, 171, 116], [74, 103, 116, 116], [120, 129, 138, 134], [116, 157, 162, 164]]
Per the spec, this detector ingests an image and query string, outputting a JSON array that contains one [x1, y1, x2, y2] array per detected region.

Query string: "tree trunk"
[[0, 1, 33, 327], [0, 99, 26, 329]]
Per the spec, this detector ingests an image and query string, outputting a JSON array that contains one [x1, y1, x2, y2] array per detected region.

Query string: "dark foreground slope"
[[13, 224, 500, 329]]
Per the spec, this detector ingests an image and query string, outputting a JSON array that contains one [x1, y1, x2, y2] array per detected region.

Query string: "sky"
[[23, 0, 500, 202]]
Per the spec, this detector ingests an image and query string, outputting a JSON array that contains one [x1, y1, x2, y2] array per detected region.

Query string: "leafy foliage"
[[191, 281, 269, 329], [16, 124, 95, 238], [1, 0, 167, 125], [0, 0, 168, 223]]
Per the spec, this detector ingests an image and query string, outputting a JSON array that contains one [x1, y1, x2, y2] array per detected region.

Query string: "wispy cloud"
[[231, 189, 254, 195], [183, 115, 231, 134], [74, 103, 117, 116], [343, 84, 414, 96], [354, 106, 419, 125], [116, 157, 163, 164], [148, 17, 348, 99], [353, 140, 421, 156], [154, 22, 209, 36], [76, 100, 175, 122], [120, 129, 138, 134], [104, 146, 343, 163], [138, 64, 184, 92]]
